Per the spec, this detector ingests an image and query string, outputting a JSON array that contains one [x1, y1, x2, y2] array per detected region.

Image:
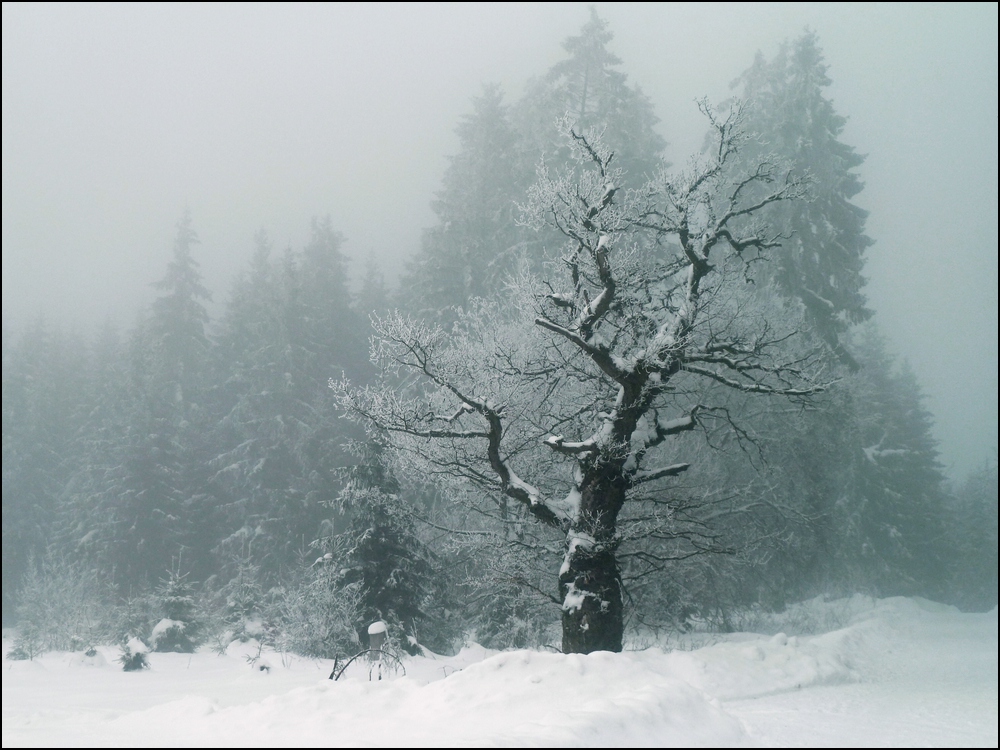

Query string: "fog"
[[3, 2, 996, 478]]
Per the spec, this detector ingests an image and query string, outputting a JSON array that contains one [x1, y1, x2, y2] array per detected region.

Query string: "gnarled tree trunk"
[[559, 470, 626, 653]]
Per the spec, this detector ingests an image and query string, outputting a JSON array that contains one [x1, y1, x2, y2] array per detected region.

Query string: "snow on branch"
[[534, 315, 627, 383], [338, 311, 575, 530], [682, 364, 826, 397], [544, 434, 600, 456], [650, 409, 700, 444], [329, 378, 489, 441]]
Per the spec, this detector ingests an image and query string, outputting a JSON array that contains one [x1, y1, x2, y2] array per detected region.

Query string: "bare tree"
[[333, 102, 826, 653]]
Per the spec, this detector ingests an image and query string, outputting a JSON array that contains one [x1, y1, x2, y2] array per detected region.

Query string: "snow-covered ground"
[[3, 596, 996, 747]]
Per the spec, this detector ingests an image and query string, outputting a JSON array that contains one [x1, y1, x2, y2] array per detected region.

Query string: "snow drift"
[[3, 596, 996, 748]]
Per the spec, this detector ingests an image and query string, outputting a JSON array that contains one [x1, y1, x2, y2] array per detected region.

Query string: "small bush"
[[150, 618, 192, 652], [119, 637, 150, 671], [6, 622, 44, 661], [272, 562, 362, 659], [14, 556, 115, 653]]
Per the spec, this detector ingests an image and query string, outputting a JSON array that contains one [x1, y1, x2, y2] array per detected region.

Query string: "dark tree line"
[[4, 215, 366, 613], [3, 17, 995, 655]]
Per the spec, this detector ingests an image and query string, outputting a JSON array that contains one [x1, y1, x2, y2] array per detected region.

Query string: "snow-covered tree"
[[324, 442, 457, 654], [834, 330, 949, 597], [208, 230, 313, 574], [52, 214, 217, 587], [149, 210, 212, 404], [335, 104, 826, 653], [3, 318, 96, 622], [120, 214, 214, 581], [734, 32, 873, 363], [151, 569, 201, 652], [356, 258, 392, 324]]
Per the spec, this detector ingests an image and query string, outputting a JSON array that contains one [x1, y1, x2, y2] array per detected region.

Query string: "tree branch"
[[683, 364, 826, 396], [629, 462, 691, 485], [534, 316, 627, 382]]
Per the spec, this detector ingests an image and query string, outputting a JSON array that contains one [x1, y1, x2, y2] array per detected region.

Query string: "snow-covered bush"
[[272, 561, 362, 659], [6, 622, 44, 661], [13, 555, 115, 653], [150, 618, 190, 652], [119, 637, 150, 671]]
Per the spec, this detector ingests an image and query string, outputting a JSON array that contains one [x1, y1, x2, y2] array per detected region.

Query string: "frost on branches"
[[333, 102, 828, 654]]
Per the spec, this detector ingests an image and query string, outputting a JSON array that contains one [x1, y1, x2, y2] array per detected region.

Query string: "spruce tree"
[[330, 443, 451, 653], [209, 230, 314, 576], [151, 569, 200, 652], [208, 222, 364, 578], [513, 8, 666, 184], [56, 321, 130, 574], [72, 213, 215, 586], [835, 329, 950, 596], [298, 216, 365, 381], [403, 12, 667, 320], [356, 258, 392, 323], [734, 31, 873, 366], [947, 460, 998, 611], [149, 210, 212, 406], [401, 85, 521, 319], [2, 320, 90, 622], [735, 31, 873, 363]]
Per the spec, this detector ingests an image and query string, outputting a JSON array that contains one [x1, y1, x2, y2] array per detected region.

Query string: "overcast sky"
[[2, 3, 997, 479]]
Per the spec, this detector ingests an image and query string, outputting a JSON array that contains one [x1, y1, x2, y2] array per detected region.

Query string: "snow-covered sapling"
[[151, 570, 201, 652], [119, 637, 150, 671]]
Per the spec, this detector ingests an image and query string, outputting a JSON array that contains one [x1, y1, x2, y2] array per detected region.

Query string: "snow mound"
[[107, 649, 747, 747], [68, 649, 109, 668], [663, 631, 855, 700], [406, 649, 748, 746], [655, 595, 952, 700]]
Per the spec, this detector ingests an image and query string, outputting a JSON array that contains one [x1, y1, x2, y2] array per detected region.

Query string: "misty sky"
[[2, 3, 997, 479]]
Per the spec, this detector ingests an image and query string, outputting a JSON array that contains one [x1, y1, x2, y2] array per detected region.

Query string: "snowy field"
[[3, 596, 996, 747]]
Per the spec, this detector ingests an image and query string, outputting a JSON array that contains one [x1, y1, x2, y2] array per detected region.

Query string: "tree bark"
[[559, 470, 626, 653]]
